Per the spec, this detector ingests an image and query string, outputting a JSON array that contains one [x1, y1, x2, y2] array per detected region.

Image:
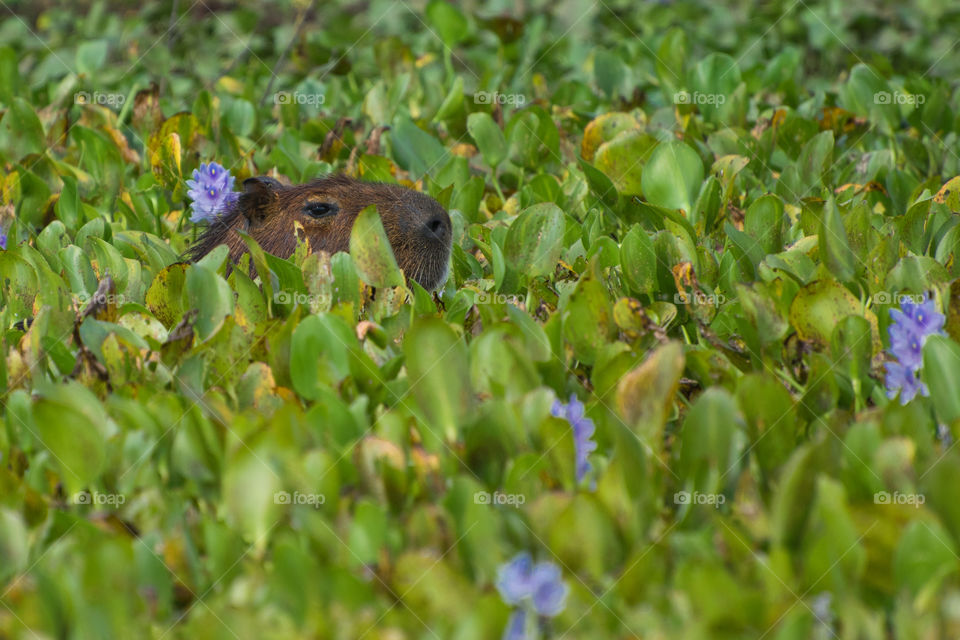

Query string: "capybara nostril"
[[425, 215, 447, 238]]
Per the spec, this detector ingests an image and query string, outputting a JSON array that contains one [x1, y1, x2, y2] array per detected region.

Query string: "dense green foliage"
[[3, 0, 960, 637]]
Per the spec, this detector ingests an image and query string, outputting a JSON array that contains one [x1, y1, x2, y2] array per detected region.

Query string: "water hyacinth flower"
[[502, 609, 527, 640], [496, 553, 569, 639], [186, 161, 239, 223], [551, 394, 598, 486], [885, 297, 945, 404], [495, 554, 569, 616]]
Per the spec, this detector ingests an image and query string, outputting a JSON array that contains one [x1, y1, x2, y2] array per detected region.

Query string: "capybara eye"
[[303, 201, 338, 219]]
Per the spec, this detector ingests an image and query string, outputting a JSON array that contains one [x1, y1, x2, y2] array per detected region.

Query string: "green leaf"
[[185, 262, 234, 340], [466, 112, 507, 170], [923, 335, 960, 425], [76, 40, 108, 75], [32, 382, 108, 494], [893, 520, 958, 597], [390, 116, 447, 179], [744, 194, 784, 255], [404, 318, 472, 446], [0, 97, 45, 160], [290, 314, 353, 400], [818, 197, 857, 282], [503, 202, 565, 278], [789, 279, 865, 348], [640, 141, 704, 213], [349, 204, 405, 288], [594, 130, 658, 196], [620, 224, 657, 295], [689, 53, 741, 124], [425, 0, 468, 46], [562, 263, 615, 365]]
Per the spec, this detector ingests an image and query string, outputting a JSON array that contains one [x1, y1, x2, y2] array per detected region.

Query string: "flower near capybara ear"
[[185, 161, 239, 223], [496, 553, 569, 639], [885, 296, 946, 404]]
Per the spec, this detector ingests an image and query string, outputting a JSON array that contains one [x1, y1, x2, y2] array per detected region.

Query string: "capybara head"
[[187, 175, 452, 290]]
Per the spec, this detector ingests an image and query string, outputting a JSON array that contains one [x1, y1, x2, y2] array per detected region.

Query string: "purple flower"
[[186, 161, 239, 223], [894, 298, 946, 336], [884, 361, 928, 404], [496, 553, 569, 619], [0, 228, 7, 250], [496, 553, 534, 605], [529, 563, 568, 617], [885, 296, 944, 405], [502, 609, 527, 640], [551, 394, 598, 485], [888, 322, 924, 370]]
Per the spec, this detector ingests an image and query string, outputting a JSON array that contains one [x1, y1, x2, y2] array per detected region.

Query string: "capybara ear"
[[239, 176, 283, 227]]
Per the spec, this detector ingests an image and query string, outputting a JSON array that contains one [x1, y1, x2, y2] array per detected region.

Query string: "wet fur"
[[186, 175, 452, 290]]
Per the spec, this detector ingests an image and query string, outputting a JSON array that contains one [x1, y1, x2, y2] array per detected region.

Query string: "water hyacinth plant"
[[496, 553, 569, 639], [885, 297, 946, 404], [550, 394, 598, 487], [186, 161, 239, 222]]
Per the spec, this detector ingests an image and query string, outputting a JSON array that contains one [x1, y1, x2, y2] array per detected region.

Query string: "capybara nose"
[[424, 214, 449, 240]]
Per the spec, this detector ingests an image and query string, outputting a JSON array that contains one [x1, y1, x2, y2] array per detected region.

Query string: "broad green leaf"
[[594, 130, 658, 196], [32, 382, 108, 494], [466, 112, 507, 169], [923, 335, 960, 425], [185, 262, 233, 340], [425, 0, 468, 45], [503, 202, 565, 278], [0, 97, 44, 160], [620, 224, 657, 295], [640, 141, 704, 213], [404, 318, 472, 446], [349, 204, 404, 288]]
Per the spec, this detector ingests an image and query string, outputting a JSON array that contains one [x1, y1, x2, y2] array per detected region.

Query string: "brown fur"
[[187, 175, 452, 290]]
